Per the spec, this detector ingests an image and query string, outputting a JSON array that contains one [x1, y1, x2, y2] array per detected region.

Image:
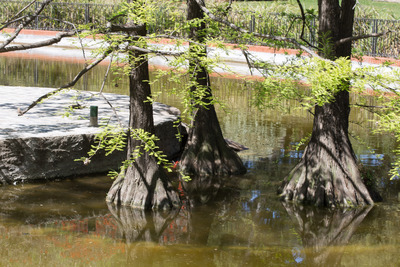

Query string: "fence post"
[[35, 1, 39, 29], [371, 19, 378, 56], [85, 3, 90, 24], [250, 14, 255, 32]]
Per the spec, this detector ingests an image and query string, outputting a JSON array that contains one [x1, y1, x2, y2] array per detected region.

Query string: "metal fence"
[[1, 0, 399, 58], [231, 11, 400, 58], [0, 1, 119, 30]]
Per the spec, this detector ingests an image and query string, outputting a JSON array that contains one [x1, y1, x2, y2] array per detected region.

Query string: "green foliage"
[[252, 57, 355, 111], [92, 0, 400, 184], [115, 0, 156, 26], [370, 82, 400, 179], [293, 132, 311, 151], [110, 128, 169, 180], [248, 49, 400, 180], [75, 125, 127, 165], [76, 125, 191, 181]]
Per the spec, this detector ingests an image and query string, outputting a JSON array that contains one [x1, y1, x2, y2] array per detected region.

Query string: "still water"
[[1, 55, 400, 266]]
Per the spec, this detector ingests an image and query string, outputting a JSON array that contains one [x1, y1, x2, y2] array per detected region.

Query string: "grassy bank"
[[232, 0, 400, 19]]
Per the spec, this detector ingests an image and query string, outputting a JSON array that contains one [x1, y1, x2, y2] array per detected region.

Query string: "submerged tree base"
[[179, 106, 247, 177], [106, 156, 181, 211], [278, 140, 377, 208]]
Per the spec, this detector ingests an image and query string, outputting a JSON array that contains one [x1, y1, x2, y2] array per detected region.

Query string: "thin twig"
[[193, 0, 321, 59], [351, 103, 387, 109], [0, 0, 53, 50], [0, 0, 37, 30], [241, 48, 253, 75], [19, 47, 114, 116], [38, 15, 87, 62], [336, 31, 389, 46], [108, 33, 208, 48], [99, 54, 113, 95], [295, 0, 317, 49], [0, 16, 29, 31], [0, 31, 75, 53], [126, 44, 184, 56], [97, 54, 124, 127]]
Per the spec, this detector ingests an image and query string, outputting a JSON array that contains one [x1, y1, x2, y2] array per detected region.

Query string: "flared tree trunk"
[[106, 23, 180, 210], [279, 0, 377, 207], [179, 0, 246, 177]]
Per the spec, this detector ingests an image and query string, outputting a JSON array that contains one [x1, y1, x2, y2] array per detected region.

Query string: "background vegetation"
[[233, 0, 400, 19], [27, 0, 400, 19]]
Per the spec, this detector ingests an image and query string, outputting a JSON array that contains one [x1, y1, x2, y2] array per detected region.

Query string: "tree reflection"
[[282, 202, 373, 266], [105, 176, 224, 246], [106, 203, 179, 243], [181, 175, 222, 207]]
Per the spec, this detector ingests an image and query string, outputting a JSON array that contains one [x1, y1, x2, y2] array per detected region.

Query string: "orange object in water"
[[173, 161, 179, 169]]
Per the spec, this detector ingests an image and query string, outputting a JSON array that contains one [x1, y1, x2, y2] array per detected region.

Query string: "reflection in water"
[[282, 202, 373, 266], [106, 203, 180, 244], [181, 176, 222, 207], [1, 55, 400, 265]]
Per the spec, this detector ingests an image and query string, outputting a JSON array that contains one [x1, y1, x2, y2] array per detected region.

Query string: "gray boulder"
[[0, 87, 185, 183]]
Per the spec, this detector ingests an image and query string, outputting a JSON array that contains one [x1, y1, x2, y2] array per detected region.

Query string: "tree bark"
[[106, 22, 180, 210], [179, 0, 246, 177], [279, 0, 378, 207]]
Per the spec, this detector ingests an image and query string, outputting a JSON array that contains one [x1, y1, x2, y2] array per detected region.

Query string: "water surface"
[[1, 55, 400, 266]]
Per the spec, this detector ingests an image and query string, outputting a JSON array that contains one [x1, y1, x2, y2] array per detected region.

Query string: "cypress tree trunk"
[[279, 0, 377, 207], [179, 0, 246, 177], [106, 23, 180, 210]]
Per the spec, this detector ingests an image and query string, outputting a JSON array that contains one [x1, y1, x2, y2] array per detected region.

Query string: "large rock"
[[0, 86, 185, 183]]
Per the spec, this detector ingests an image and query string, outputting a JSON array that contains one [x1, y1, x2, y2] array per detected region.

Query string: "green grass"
[[54, 0, 123, 4], [232, 0, 400, 20]]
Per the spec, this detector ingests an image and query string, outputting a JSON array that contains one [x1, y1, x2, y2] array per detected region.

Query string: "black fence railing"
[[230, 11, 400, 58], [1, 1, 399, 58], [0, 1, 119, 31]]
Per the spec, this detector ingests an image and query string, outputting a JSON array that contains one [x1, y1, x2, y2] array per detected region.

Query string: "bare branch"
[[193, 0, 321, 59], [241, 48, 254, 75], [96, 54, 124, 127], [18, 47, 114, 116], [295, 0, 317, 49], [0, 0, 37, 30], [0, 31, 75, 53], [126, 44, 184, 56], [37, 15, 88, 62], [0, 16, 29, 31], [99, 54, 113, 96], [0, 0, 53, 50], [336, 31, 389, 46], [351, 103, 388, 109], [11, 0, 37, 21]]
